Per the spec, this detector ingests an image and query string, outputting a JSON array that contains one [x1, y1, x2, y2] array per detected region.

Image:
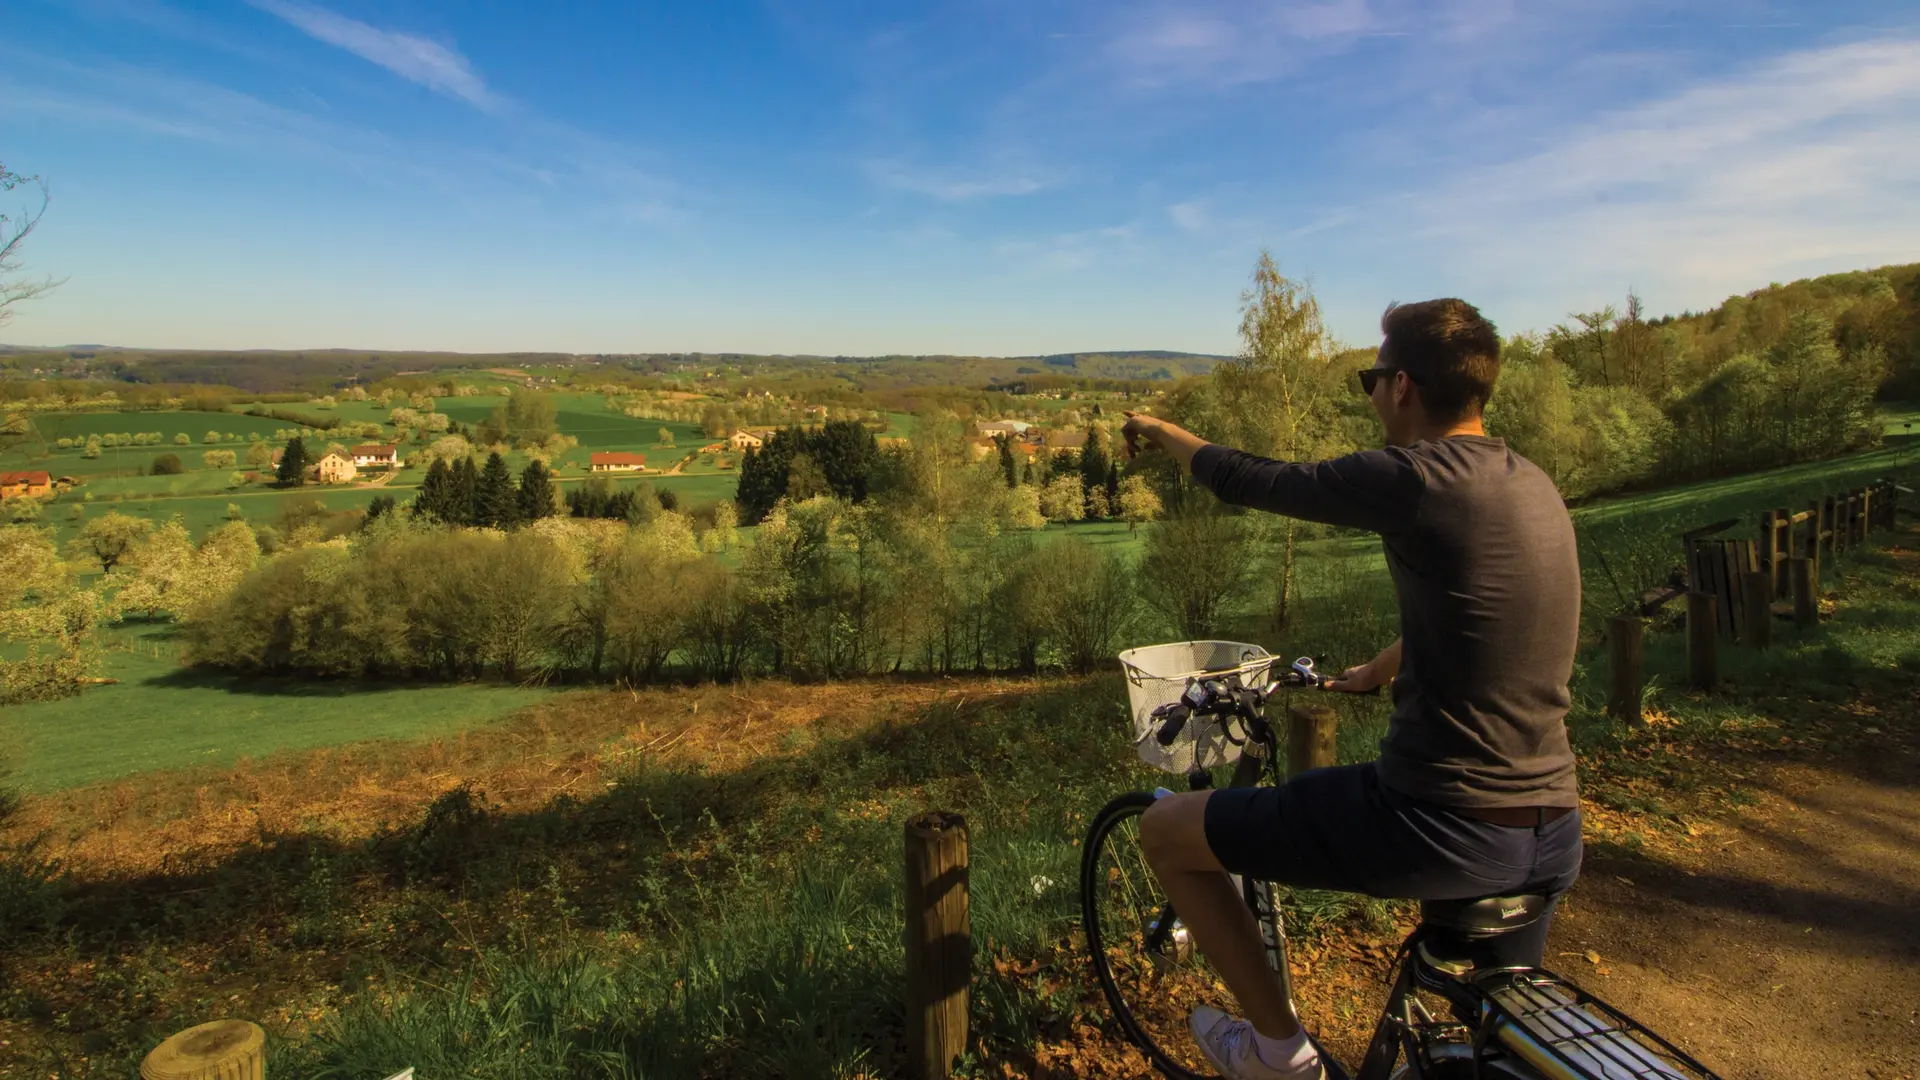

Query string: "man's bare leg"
[[1139, 791, 1299, 1039]]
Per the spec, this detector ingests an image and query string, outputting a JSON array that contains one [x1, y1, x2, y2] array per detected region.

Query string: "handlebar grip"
[[1154, 704, 1192, 746]]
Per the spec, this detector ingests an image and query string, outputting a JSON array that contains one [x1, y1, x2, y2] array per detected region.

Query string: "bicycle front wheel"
[[1082, 791, 1264, 1079]]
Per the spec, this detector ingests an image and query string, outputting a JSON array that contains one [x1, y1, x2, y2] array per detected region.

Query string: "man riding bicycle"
[[1120, 299, 1583, 1080]]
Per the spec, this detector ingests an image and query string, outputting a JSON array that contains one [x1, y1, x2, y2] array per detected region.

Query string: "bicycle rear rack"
[[1476, 971, 1721, 1080]]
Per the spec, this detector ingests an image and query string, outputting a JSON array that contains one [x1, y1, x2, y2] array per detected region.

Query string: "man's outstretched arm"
[[1121, 411, 1422, 532], [1120, 411, 1209, 472]]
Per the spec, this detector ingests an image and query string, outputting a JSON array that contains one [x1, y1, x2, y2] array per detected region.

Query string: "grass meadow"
[[1, 625, 552, 794]]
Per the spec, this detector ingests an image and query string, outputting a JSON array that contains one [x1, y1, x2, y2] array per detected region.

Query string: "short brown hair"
[[1378, 299, 1500, 421]]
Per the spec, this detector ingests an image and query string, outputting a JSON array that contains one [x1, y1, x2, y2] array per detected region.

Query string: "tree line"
[[175, 489, 1261, 685]]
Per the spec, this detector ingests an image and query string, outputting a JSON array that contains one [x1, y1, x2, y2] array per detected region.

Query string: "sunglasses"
[[1356, 367, 1420, 395]]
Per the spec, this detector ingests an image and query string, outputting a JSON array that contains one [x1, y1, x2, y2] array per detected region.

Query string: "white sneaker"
[[1188, 1006, 1327, 1080]]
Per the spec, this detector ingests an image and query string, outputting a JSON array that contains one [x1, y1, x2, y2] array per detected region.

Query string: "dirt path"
[[1549, 737, 1920, 1079]]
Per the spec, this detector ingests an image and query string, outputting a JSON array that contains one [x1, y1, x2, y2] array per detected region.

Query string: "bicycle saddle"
[[1419, 893, 1550, 938]]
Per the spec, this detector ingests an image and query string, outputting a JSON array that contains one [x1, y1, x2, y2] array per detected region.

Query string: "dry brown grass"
[[4, 674, 1057, 884]]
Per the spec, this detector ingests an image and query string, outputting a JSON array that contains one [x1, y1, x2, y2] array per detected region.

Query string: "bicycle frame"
[[1144, 739, 1304, 1023]]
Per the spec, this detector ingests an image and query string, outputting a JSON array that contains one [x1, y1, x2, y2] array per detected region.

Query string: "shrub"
[[150, 453, 185, 475], [998, 538, 1137, 673], [1138, 507, 1257, 638]]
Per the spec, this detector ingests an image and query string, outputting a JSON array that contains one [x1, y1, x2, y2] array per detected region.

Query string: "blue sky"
[[4, 0, 1917, 356]]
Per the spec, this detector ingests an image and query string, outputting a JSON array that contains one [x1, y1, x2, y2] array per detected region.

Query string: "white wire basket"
[[1118, 641, 1273, 774]]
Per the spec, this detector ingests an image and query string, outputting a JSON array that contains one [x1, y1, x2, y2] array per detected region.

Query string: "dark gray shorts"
[[1203, 761, 1583, 902]]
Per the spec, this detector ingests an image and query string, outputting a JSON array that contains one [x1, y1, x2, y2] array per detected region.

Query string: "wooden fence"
[[1609, 476, 1910, 720], [1672, 479, 1904, 646]]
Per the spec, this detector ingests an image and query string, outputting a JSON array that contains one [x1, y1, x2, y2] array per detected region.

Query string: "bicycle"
[[1080, 643, 1723, 1080]]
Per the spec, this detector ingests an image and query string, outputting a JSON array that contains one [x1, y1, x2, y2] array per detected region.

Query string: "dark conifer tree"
[[413, 458, 448, 519], [517, 459, 556, 522], [413, 458, 452, 521], [1078, 425, 1111, 517], [276, 436, 308, 487], [998, 434, 1018, 488], [363, 494, 396, 527], [475, 451, 518, 528], [733, 422, 877, 523], [451, 456, 479, 527], [1078, 424, 1110, 499]]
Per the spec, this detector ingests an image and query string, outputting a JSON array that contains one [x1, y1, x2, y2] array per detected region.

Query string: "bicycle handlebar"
[[1148, 655, 1378, 748]]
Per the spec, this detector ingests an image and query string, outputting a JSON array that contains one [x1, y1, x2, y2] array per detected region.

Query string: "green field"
[[4, 394, 749, 542], [0, 625, 554, 793], [1574, 437, 1920, 525], [21, 410, 288, 445]]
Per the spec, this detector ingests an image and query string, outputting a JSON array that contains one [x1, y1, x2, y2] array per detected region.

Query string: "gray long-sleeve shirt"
[[1192, 436, 1580, 809]]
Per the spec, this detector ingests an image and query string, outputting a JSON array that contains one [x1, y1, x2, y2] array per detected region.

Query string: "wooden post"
[[1607, 615, 1644, 723], [1789, 556, 1817, 627], [1285, 703, 1339, 777], [1757, 509, 1779, 595], [1805, 500, 1823, 583], [1859, 486, 1874, 538], [1773, 507, 1791, 594], [904, 812, 970, 1080], [1823, 495, 1838, 557], [1739, 571, 1772, 649], [1686, 592, 1717, 691], [142, 1020, 265, 1080]]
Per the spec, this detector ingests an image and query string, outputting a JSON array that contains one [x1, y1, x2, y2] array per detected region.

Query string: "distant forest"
[[2, 263, 1913, 440], [0, 343, 1230, 396]]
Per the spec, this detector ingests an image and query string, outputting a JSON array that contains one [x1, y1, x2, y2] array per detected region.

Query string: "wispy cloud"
[[0, 50, 688, 232], [248, 0, 497, 110], [1167, 201, 1208, 232], [867, 160, 1055, 201], [1399, 35, 1920, 317], [1100, 0, 1391, 88], [997, 224, 1135, 273]]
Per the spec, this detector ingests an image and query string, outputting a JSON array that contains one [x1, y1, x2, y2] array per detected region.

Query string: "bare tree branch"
[[0, 163, 65, 327]]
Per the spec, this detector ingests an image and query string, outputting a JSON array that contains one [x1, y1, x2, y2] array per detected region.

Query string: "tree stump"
[[904, 812, 969, 1080], [141, 1020, 264, 1080]]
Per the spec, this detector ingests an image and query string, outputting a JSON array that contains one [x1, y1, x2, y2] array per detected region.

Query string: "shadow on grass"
[[137, 665, 541, 696], [1579, 763, 1920, 962]]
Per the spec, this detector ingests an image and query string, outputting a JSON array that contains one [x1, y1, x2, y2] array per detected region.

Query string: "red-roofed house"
[[590, 451, 648, 473], [351, 443, 400, 468], [0, 470, 52, 499]]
